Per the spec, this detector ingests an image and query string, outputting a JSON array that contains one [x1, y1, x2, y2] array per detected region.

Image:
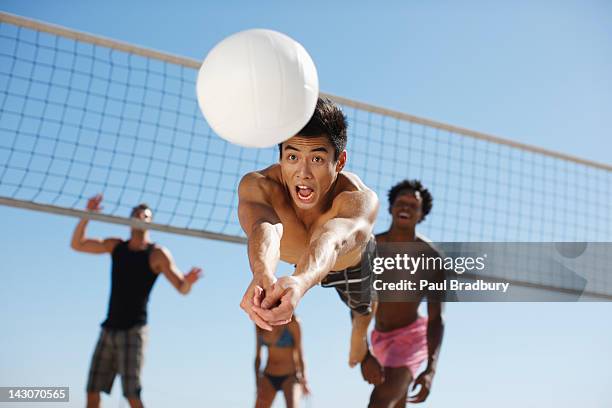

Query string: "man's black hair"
[[278, 97, 347, 161], [388, 179, 433, 223]]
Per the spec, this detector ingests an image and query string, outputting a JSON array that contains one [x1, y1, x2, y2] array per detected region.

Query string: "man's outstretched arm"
[[237, 172, 284, 330], [152, 247, 202, 295], [70, 194, 120, 254]]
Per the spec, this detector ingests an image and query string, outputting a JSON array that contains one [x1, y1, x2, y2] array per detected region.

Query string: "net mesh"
[[1, 13, 611, 296]]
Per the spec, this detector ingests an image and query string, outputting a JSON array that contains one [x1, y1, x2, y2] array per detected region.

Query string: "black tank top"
[[101, 240, 159, 329]]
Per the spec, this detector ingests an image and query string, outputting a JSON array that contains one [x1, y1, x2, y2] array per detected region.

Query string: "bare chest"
[[274, 203, 361, 270]]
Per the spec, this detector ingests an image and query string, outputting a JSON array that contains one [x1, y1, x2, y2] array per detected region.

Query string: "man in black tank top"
[[71, 194, 202, 408]]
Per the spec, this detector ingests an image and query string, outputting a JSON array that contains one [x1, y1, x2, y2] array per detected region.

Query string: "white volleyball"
[[196, 29, 319, 148]]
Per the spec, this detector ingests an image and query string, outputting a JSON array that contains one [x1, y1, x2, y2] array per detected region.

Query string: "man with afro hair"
[[362, 179, 445, 407]]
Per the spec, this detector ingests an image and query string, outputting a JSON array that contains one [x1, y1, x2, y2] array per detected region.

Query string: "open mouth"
[[295, 185, 314, 202], [398, 211, 411, 220]]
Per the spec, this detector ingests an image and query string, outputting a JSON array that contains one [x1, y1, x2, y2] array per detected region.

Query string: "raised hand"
[[86, 194, 104, 212], [185, 267, 203, 284]]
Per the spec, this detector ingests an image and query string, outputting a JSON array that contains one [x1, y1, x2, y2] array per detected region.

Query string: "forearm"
[[248, 223, 282, 277], [297, 358, 306, 380], [425, 314, 444, 372], [295, 361, 306, 382], [162, 262, 199, 296], [293, 232, 341, 290], [254, 356, 261, 375], [293, 348, 306, 379]]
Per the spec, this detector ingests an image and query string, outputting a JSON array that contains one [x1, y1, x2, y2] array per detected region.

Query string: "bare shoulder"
[[333, 172, 379, 215], [337, 171, 372, 193], [105, 237, 123, 245], [104, 238, 123, 252], [150, 244, 171, 262], [375, 232, 388, 243], [416, 235, 444, 258], [238, 164, 284, 202]]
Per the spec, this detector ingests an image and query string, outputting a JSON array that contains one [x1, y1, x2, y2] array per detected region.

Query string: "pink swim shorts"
[[371, 316, 428, 377]]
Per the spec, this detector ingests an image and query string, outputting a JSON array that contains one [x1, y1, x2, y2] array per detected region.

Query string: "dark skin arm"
[[409, 267, 445, 403], [360, 301, 385, 385]]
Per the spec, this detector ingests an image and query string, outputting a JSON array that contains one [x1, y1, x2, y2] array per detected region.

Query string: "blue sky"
[[1, 1, 611, 407]]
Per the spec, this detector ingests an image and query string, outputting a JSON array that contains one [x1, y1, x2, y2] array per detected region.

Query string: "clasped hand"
[[240, 274, 306, 330]]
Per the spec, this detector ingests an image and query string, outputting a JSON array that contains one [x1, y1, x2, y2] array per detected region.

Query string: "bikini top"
[[259, 327, 294, 348]]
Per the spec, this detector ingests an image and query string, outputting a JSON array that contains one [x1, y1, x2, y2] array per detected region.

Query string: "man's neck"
[[385, 223, 416, 242], [128, 231, 150, 249]]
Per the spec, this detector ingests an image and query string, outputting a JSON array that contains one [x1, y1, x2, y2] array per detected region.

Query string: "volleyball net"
[[1, 12, 611, 297]]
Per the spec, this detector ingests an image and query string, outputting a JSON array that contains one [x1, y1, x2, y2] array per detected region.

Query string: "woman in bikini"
[[255, 316, 310, 408]]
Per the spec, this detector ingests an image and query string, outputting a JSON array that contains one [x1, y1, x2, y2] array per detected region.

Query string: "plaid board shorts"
[[86, 325, 148, 398], [319, 238, 376, 315]]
